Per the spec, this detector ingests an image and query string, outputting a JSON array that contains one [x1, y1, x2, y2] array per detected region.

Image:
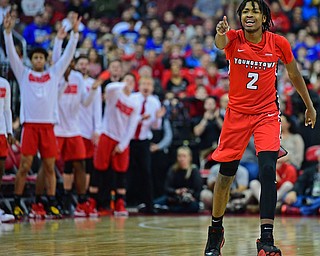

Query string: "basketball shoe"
[[62, 192, 73, 216], [74, 202, 88, 217], [87, 198, 99, 218], [46, 204, 62, 219], [29, 203, 46, 219], [256, 239, 282, 256], [0, 208, 15, 223], [114, 198, 128, 217], [204, 226, 224, 256]]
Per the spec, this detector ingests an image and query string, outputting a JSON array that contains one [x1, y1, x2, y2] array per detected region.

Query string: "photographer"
[[153, 146, 203, 213]]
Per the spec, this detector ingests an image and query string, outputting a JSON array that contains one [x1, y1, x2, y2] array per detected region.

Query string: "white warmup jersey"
[[54, 70, 97, 137], [131, 92, 162, 140], [101, 82, 140, 151], [4, 31, 79, 124], [79, 76, 102, 140], [0, 77, 13, 135]]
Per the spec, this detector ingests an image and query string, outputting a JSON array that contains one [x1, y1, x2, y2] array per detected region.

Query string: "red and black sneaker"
[[257, 239, 282, 256], [29, 203, 46, 219], [87, 198, 99, 218], [204, 226, 225, 256], [114, 198, 128, 217]]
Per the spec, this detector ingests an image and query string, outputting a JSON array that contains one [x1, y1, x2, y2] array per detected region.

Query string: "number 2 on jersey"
[[246, 72, 259, 90]]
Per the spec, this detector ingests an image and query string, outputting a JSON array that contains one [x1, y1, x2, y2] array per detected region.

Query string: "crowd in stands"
[[0, 0, 320, 219]]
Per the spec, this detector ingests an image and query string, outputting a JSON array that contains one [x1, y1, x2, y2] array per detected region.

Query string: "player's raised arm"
[[3, 12, 25, 81], [3, 12, 14, 34], [52, 26, 68, 64], [215, 16, 230, 50], [51, 14, 81, 80], [285, 59, 317, 128]]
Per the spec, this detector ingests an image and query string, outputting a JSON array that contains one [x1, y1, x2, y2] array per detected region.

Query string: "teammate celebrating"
[[0, 76, 15, 223], [75, 55, 102, 193], [51, 35, 100, 217], [3, 12, 80, 219], [204, 1, 317, 256], [92, 73, 140, 216]]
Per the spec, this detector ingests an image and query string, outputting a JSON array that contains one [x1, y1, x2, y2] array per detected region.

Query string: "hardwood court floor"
[[0, 214, 319, 255]]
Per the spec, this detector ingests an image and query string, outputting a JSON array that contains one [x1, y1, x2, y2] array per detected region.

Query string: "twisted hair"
[[236, 0, 273, 32]]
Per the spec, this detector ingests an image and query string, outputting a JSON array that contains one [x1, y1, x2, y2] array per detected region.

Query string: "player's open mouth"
[[245, 20, 255, 27]]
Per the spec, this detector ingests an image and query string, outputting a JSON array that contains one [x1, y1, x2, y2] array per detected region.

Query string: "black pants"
[[151, 150, 170, 198], [127, 140, 153, 208]]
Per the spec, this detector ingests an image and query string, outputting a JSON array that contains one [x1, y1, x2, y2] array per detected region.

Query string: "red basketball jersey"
[[224, 29, 294, 114]]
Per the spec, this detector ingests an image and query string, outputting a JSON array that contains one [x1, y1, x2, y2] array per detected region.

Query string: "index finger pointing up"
[[223, 16, 229, 26]]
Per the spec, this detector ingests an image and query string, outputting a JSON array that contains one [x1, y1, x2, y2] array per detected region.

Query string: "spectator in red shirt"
[[131, 43, 148, 69], [279, 0, 303, 13], [207, 62, 220, 89], [210, 72, 229, 100], [145, 49, 165, 80], [186, 69, 211, 97], [185, 84, 209, 119], [270, 1, 290, 34]]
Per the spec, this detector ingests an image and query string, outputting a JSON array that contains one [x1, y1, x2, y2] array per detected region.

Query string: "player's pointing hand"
[[216, 16, 230, 36]]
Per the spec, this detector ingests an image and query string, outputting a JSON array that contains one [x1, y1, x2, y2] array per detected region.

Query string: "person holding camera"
[[153, 146, 203, 213]]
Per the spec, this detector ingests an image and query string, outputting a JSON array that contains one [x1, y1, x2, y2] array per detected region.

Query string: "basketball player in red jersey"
[[204, 1, 317, 256]]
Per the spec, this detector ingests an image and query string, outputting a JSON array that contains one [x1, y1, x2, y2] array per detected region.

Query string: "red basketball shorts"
[[56, 136, 86, 161], [82, 137, 95, 159], [21, 123, 58, 158], [94, 134, 129, 172], [0, 135, 8, 158], [212, 108, 281, 162]]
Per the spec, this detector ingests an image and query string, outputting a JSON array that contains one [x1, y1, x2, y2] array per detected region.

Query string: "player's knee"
[[19, 159, 32, 174], [258, 151, 277, 181], [259, 164, 275, 182], [64, 161, 73, 174], [42, 158, 55, 174], [258, 155, 276, 181], [219, 160, 239, 176], [72, 160, 85, 173]]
